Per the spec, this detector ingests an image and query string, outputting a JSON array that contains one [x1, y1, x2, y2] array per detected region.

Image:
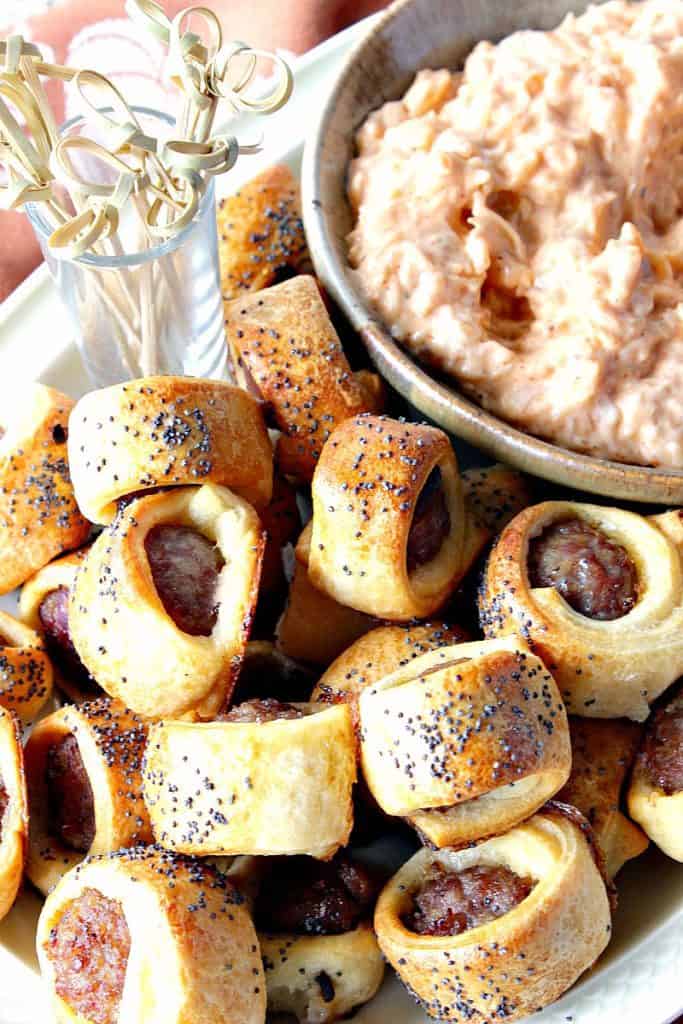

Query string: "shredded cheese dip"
[[348, 0, 683, 467]]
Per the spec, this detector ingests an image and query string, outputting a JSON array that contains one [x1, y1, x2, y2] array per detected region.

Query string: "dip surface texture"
[[348, 0, 683, 467]]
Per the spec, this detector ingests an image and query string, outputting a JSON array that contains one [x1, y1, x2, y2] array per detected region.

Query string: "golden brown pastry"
[[480, 501, 683, 720], [24, 698, 152, 895], [225, 275, 373, 482], [628, 686, 683, 861], [218, 163, 309, 299], [309, 415, 466, 620], [67, 376, 273, 524], [558, 717, 648, 878], [143, 701, 356, 858], [255, 855, 384, 1023], [354, 368, 386, 415], [69, 484, 264, 720], [19, 548, 100, 703], [277, 521, 376, 666], [375, 810, 611, 1023], [0, 706, 27, 922], [36, 846, 265, 1024], [359, 636, 571, 848], [462, 463, 533, 536], [0, 609, 54, 724], [0, 382, 90, 594]]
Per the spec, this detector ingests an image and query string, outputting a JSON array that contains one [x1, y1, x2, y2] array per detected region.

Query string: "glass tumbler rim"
[[25, 104, 216, 269]]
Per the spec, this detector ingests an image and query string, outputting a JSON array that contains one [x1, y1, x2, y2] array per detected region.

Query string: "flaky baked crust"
[[69, 485, 264, 720], [0, 610, 53, 724], [226, 275, 373, 483], [67, 376, 273, 523], [25, 699, 152, 895], [143, 704, 356, 859], [277, 521, 375, 666], [309, 415, 465, 620], [375, 812, 611, 1023], [480, 501, 683, 720], [19, 548, 95, 703], [359, 636, 570, 848], [260, 923, 385, 1023], [0, 382, 90, 593], [558, 718, 648, 877], [0, 707, 27, 922], [36, 846, 265, 1024], [218, 163, 309, 300], [628, 690, 683, 862]]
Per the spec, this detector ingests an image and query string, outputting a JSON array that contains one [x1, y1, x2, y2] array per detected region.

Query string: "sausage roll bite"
[[20, 548, 101, 704], [558, 717, 648, 878], [218, 163, 309, 299], [69, 484, 264, 720], [0, 707, 28, 922], [628, 685, 683, 861], [0, 382, 90, 594], [277, 522, 376, 666], [24, 699, 152, 895], [479, 501, 683, 720], [143, 701, 356, 859], [231, 642, 315, 706], [67, 376, 273, 524], [225, 275, 374, 483], [359, 636, 571, 848], [255, 854, 385, 1023], [0, 609, 54, 724], [309, 415, 465, 621], [36, 846, 265, 1024], [375, 810, 611, 1023]]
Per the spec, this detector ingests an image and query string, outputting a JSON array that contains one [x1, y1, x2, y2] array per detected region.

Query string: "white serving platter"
[[0, 16, 682, 1024]]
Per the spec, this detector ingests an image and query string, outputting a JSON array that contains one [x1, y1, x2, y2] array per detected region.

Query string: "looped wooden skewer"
[[145, 173, 200, 238], [0, 174, 53, 211], [0, 36, 43, 71], [159, 134, 238, 177], [48, 201, 120, 258], [208, 44, 293, 113], [51, 136, 145, 197], [167, 7, 222, 109], [124, 0, 208, 63]]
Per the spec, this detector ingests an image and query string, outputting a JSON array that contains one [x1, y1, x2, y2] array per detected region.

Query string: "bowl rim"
[[300, 0, 683, 505]]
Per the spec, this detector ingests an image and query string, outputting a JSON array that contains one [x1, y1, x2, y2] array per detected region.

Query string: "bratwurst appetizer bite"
[[0, 609, 54, 724], [359, 636, 571, 848], [0, 706, 28, 922], [36, 846, 265, 1024], [480, 501, 683, 720], [67, 376, 273, 524], [24, 699, 152, 895], [628, 685, 683, 862], [69, 484, 264, 720], [0, 382, 90, 594], [255, 854, 385, 1023], [143, 700, 356, 858], [309, 415, 465, 621], [375, 810, 611, 1023]]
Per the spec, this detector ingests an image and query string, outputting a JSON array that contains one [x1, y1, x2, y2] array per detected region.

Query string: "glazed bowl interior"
[[301, 0, 683, 505]]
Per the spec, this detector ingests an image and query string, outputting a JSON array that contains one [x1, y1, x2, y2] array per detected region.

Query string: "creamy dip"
[[347, 0, 683, 467]]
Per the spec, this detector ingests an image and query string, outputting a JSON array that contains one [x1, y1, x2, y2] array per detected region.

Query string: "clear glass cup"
[[25, 107, 229, 387]]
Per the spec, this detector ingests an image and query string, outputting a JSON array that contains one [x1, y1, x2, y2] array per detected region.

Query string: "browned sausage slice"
[[46, 734, 95, 853], [407, 467, 451, 572], [402, 863, 534, 936], [39, 587, 99, 695], [145, 525, 224, 636]]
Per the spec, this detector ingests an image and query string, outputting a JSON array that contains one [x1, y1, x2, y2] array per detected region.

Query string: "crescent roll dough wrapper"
[[70, 484, 264, 720], [0, 707, 28, 922], [260, 924, 384, 1023], [143, 704, 356, 858], [480, 502, 683, 720], [225, 275, 374, 483], [374, 811, 611, 1023], [359, 637, 570, 848], [24, 699, 152, 896], [67, 376, 273, 523], [0, 382, 90, 594], [0, 610, 54, 724], [628, 688, 683, 862], [36, 847, 265, 1024], [309, 415, 465, 621]]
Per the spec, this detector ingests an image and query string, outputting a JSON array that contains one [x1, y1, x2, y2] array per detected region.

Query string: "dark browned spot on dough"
[[46, 734, 95, 853], [47, 887, 131, 1024], [145, 525, 224, 636], [528, 517, 637, 620], [255, 854, 379, 936], [219, 697, 305, 724], [39, 588, 100, 697], [0, 778, 7, 840], [407, 467, 451, 572], [403, 862, 534, 936], [642, 691, 683, 795]]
